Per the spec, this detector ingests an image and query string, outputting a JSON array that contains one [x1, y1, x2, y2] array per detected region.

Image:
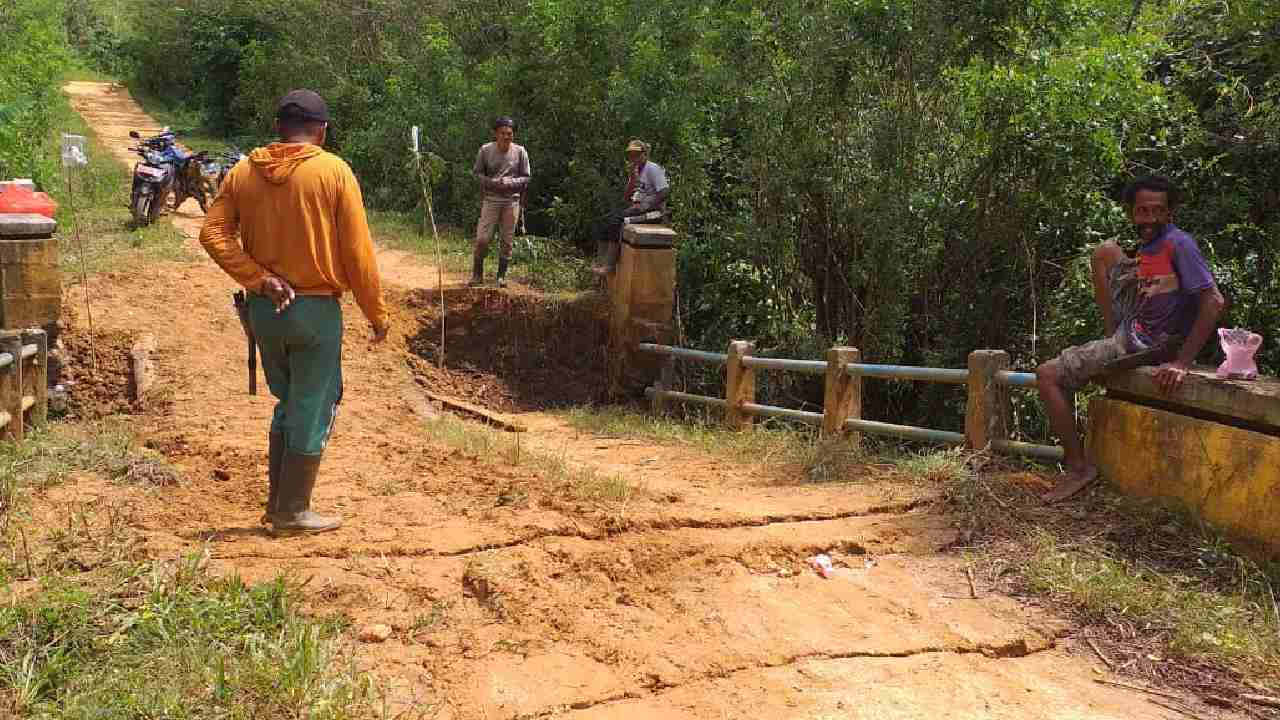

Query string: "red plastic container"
[[0, 184, 58, 218]]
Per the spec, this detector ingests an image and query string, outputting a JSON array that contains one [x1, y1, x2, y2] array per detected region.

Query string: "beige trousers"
[[474, 200, 520, 260]]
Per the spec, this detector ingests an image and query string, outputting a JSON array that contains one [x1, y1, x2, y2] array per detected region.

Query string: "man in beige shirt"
[[471, 116, 531, 288]]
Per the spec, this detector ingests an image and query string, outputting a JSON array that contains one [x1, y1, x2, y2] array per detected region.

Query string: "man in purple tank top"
[[1036, 176, 1225, 502]]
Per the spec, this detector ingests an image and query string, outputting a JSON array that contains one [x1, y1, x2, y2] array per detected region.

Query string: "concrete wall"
[[1089, 395, 1280, 558]]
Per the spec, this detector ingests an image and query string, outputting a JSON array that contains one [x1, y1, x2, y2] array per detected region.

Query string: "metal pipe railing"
[[848, 363, 968, 384], [996, 370, 1038, 388], [638, 343, 728, 365], [741, 357, 826, 375], [846, 417, 967, 445], [645, 386, 727, 409], [741, 402, 824, 425], [639, 341, 1063, 463], [993, 439, 1065, 461]]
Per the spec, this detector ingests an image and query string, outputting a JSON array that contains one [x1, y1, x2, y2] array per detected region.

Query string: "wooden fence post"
[[0, 332, 23, 442], [724, 340, 755, 430], [822, 346, 862, 446], [966, 350, 1010, 451], [20, 329, 48, 429]]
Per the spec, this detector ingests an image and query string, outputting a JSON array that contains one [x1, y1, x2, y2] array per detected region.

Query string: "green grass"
[[1023, 527, 1280, 679], [370, 210, 597, 294], [418, 413, 642, 508], [0, 559, 376, 718], [369, 210, 474, 275], [0, 425, 382, 718], [559, 405, 822, 467], [937, 453, 1280, 689]]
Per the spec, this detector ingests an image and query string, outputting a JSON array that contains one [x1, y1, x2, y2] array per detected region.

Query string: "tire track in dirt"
[[56, 81, 1213, 720]]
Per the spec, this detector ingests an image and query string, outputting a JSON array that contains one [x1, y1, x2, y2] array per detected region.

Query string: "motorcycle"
[[171, 149, 218, 214], [213, 146, 247, 188], [126, 128, 186, 226]]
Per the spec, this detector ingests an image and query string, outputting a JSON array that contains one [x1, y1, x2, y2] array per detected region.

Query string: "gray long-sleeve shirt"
[[473, 142, 531, 206]]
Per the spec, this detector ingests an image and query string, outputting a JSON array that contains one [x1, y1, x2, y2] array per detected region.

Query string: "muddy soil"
[[41, 80, 1238, 719], [406, 287, 609, 411]]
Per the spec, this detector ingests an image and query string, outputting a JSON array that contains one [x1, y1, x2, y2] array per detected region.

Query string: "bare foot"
[[1043, 466, 1099, 503]]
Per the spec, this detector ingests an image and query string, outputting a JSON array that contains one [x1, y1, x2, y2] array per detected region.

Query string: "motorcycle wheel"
[[147, 191, 163, 224], [130, 192, 151, 227]]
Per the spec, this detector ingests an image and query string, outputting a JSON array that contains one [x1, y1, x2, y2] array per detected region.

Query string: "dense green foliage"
[[0, 0, 71, 187], [9, 0, 1279, 433]]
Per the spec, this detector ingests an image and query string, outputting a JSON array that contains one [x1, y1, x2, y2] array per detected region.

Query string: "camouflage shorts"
[[1055, 257, 1139, 391]]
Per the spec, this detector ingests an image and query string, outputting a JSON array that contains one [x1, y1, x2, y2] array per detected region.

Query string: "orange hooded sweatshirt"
[[199, 143, 388, 331]]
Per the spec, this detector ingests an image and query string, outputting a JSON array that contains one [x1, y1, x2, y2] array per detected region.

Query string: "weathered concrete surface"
[[608, 224, 676, 397], [0, 212, 55, 238], [0, 217, 60, 331], [1089, 395, 1280, 557], [1105, 365, 1280, 431]]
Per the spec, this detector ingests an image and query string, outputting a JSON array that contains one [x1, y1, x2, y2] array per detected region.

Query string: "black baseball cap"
[[276, 89, 330, 123]]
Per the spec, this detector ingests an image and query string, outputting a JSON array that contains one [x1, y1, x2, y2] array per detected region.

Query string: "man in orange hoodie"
[[200, 89, 388, 536]]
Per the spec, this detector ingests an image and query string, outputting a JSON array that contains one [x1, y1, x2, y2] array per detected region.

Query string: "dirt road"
[[55, 81, 1195, 718]]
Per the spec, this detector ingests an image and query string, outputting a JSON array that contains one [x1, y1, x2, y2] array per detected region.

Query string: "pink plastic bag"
[[1217, 328, 1261, 380]]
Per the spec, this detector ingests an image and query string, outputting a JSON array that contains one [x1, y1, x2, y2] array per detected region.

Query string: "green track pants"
[[248, 294, 344, 455]]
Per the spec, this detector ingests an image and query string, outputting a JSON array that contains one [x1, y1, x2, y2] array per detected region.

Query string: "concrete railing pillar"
[[966, 350, 1010, 450], [608, 224, 677, 398], [0, 331, 23, 441], [724, 340, 756, 430], [823, 346, 862, 445]]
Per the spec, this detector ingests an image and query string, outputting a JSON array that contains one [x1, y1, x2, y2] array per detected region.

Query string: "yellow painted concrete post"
[[0, 331, 23, 442], [724, 340, 756, 430], [822, 346, 861, 447], [966, 350, 1010, 451], [608, 224, 676, 398]]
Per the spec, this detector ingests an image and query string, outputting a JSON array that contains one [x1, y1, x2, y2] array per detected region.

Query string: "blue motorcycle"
[[127, 128, 186, 226]]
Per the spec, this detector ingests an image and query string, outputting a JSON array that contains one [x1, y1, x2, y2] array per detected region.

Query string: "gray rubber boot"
[[496, 256, 509, 288], [270, 451, 342, 536], [468, 253, 485, 287], [259, 432, 285, 525]]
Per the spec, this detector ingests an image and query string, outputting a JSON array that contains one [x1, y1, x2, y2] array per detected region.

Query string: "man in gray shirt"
[[471, 116, 531, 287], [593, 139, 670, 274]]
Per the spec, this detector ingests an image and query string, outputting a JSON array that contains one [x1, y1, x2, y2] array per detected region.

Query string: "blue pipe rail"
[[742, 357, 827, 375], [993, 439, 1065, 461], [845, 417, 966, 446], [644, 386, 727, 410], [638, 343, 728, 365], [848, 363, 968, 384], [741, 402, 824, 425], [997, 370, 1038, 388]]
